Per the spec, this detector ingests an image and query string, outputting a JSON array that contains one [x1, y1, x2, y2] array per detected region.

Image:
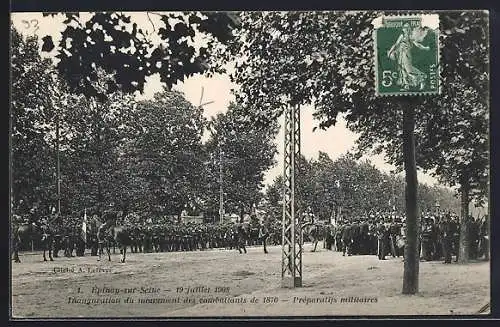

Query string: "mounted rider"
[[97, 208, 118, 246]]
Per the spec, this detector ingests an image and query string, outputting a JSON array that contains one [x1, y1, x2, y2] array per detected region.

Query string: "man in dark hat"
[[420, 217, 434, 261], [468, 216, 480, 260], [341, 222, 352, 256], [388, 217, 399, 258], [439, 213, 453, 264], [376, 219, 389, 260], [479, 215, 490, 261], [450, 214, 460, 262]]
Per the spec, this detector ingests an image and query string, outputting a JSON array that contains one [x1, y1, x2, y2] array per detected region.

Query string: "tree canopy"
[[203, 103, 279, 220], [213, 11, 489, 205], [264, 152, 460, 222], [39, 12, 240, 100], [11, 27, 60, 214]]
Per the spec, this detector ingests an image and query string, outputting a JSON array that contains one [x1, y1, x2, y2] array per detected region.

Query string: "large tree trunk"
[[402, 103, 420, 295], [458, 179, 470, 263]]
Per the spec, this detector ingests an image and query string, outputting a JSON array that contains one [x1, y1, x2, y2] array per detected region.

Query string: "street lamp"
[[329, 179, 341, 224], [434, 201, 440, 215], [390, 171, 396, 213]]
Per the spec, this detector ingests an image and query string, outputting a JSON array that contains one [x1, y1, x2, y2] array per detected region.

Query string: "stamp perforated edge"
[[372, 13, 441, 97]]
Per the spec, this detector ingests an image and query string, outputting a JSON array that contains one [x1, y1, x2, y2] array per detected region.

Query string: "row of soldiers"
[[46, 215, 282, 256], [325, 212, 489, 263], [14, 207, 489, 263], [14, 208, 285, 257], [325, 215, 402, 258]]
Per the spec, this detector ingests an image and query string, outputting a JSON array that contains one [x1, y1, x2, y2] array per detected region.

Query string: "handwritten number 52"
[[21, 19, 39, 34]]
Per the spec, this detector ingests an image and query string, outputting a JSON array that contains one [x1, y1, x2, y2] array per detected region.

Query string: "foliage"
[[263, 175, 283, 221], [203, 103, 279, 219], [216, 10, 488, 205], [211, 11, 381, 127], [60, 89, 136, 214], [122, 90, 206, 216], [350, 12, 489, 204], [11, 24, 210, 220], [265, 152, 461, 220], [11, 27, 59, 214], [40, 12, 240, 99]]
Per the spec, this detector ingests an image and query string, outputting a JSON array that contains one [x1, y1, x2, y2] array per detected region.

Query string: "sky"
[[11, 12, 442, 188]]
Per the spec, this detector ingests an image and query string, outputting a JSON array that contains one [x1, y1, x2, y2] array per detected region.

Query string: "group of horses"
[[11, 219, 55, 263], [12, 212, 329, 264], [10, 212, 130, 264]]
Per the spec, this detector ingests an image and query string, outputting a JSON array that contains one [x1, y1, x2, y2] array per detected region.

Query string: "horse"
[[232, 223, 249, 254], [12, 218, 55, 263], [232, 221, 277, 254], [97, 223, 132, 263], [302, 221, 327, 252], [255, 221, 278, 254]]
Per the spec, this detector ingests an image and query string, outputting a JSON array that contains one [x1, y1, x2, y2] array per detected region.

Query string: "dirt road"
[[11, 244, 490, 318]]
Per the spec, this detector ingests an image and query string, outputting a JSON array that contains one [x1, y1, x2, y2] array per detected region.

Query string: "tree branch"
[[146, 12, 156, 32]]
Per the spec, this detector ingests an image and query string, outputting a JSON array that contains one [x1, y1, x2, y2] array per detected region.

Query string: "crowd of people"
[[12, 207, 489, 264], [325, 211, 490, 263]]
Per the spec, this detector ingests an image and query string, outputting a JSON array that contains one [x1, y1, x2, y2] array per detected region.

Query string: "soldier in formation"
[[332, 212, 404, 258], [13, 204, 488, 263], [330, 210, 487, 264]]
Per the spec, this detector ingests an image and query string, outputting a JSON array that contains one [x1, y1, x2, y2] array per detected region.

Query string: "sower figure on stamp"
[[387, 23, 430, 90]]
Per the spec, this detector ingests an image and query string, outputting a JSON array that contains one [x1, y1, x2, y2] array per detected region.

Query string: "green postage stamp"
[[373, 14, 440, 96]]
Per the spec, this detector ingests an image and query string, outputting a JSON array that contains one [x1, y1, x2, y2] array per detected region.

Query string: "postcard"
[[9, 10, 490, 318]]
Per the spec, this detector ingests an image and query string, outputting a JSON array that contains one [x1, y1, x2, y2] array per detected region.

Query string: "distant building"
[[181, 213, 204, 224], [219, 214, 241, 224]]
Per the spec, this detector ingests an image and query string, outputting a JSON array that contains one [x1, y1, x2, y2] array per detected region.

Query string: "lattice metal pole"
[[219, 145, 224, 224], [281, 104, 302, 288]]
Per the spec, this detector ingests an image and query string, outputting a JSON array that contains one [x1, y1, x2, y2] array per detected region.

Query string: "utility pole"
[[281, 104, 302, 288], [198, 86, 216, 222], [219, 144, 224, 224], [50, 71, 61, 216], [56, 104, 61, 216], [391, 171, 396, 212]]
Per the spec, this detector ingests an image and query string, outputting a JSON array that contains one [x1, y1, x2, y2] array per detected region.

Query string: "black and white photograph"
[[9, 9, 490, 318]]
